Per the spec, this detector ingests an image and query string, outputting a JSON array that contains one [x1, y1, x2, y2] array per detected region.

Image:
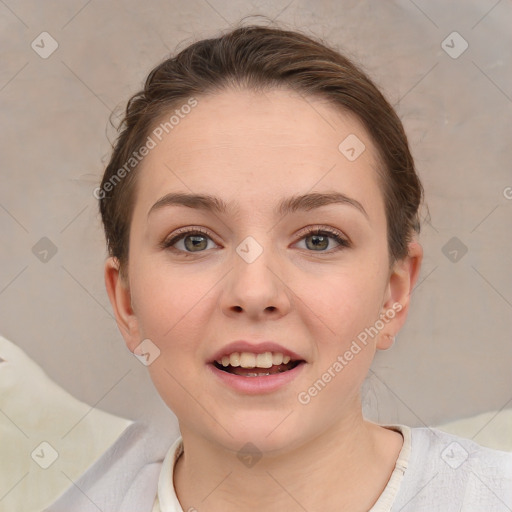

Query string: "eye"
[[161, 228, 218, 254], [160, 225, 351, 255], [295, 226, 350, 252]]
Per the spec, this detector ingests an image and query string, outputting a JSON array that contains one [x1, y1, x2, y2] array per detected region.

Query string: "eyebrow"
[[147, 191, 369, 220]]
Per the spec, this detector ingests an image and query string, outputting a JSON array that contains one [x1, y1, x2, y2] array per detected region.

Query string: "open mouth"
[[212, 359, 303, 377]]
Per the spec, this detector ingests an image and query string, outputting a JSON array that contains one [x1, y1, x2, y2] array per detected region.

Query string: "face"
[[106, 88, 420, 455]]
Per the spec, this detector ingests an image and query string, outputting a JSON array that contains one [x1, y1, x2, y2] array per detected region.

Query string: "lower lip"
[[207, 362, 306, 394]]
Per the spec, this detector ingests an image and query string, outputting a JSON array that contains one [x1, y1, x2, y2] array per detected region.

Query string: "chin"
[[210, 414, 307, 456]]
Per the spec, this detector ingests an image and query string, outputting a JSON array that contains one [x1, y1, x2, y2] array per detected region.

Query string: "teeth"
[[256, 352, 273, 368], [240, 352, 256, 368], [216, 351, 293, 368], [271, 354, 291, 365]]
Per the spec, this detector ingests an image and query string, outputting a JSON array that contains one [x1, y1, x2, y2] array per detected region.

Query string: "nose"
[[220, 239, 292, 321]]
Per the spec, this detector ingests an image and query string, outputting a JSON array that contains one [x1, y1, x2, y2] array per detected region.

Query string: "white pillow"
[[436, 409, 512, 452], [0, 335, 132, 512]]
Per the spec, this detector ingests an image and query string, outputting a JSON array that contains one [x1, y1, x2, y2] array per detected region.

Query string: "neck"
[[173, 412, 403, 512]]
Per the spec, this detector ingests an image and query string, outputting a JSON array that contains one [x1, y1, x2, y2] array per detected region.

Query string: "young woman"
[[48, 24, 511, 512]]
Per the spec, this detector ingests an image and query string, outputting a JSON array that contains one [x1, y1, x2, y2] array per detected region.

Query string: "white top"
[[151, 424, 409, 511], [46, 421, 512, 512], [151, 424, 512, 511]]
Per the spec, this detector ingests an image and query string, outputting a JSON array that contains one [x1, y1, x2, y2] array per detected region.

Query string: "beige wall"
[[0, 0, 511, 432]]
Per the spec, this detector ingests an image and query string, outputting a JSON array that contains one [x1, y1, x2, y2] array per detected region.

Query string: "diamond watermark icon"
[[338, 134, 366, 162], [442, 237, 468, 263], [441, 31, 468, 59], [31, 32, 59, 59], [441, 441, 469, 469], [31, 441, 59, 469], [133, 338, 161, 366], [237, 442, 262, 468], [236, 236, 263, 264], [32, 237, 58, 263]]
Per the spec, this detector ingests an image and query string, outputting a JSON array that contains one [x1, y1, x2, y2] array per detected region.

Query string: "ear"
[[377, 240, 423, 350], [104, 257, 141, 352]]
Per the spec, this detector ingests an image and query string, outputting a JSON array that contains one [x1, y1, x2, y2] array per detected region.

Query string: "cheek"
[[130, 256, 212, 339], [308, 270, 385, 390], [132, 263, 213, 410], [301, 264, 387, 388], [312, 260, 385, 330]]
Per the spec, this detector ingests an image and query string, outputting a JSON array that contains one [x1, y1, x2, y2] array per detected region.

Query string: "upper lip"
[[208, 341, 306, 364]]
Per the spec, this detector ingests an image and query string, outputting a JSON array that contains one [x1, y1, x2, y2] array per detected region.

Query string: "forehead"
[[134, 88, 384, 220]]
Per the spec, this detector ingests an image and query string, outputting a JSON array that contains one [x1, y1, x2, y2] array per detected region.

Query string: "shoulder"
[[45, 420, 177, 512], [392, 425, 512, 511]]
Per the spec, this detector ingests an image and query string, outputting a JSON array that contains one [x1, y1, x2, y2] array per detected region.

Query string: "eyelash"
[[160, 226, 351, 255]]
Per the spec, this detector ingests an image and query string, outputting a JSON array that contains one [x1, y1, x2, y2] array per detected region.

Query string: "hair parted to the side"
[[99, 23, 424, 279]]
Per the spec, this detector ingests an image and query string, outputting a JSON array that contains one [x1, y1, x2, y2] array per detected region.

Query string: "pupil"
[[185, 235, 207, 251], [307, 234, 328, 251]]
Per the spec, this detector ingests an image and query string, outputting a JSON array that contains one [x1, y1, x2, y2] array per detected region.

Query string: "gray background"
[[1, 0, 511, 433]]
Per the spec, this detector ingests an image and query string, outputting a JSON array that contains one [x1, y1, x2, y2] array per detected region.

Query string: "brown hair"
[[99, 24, 423, 277]]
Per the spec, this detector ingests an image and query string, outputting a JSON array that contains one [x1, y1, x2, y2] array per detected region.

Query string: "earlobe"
[[377, 240, 423, 350], [104, 257, 140, 352], [377, 333, 395, 350]]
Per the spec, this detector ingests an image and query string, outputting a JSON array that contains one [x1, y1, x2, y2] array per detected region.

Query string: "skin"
[[105, 88, 423, 511]]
